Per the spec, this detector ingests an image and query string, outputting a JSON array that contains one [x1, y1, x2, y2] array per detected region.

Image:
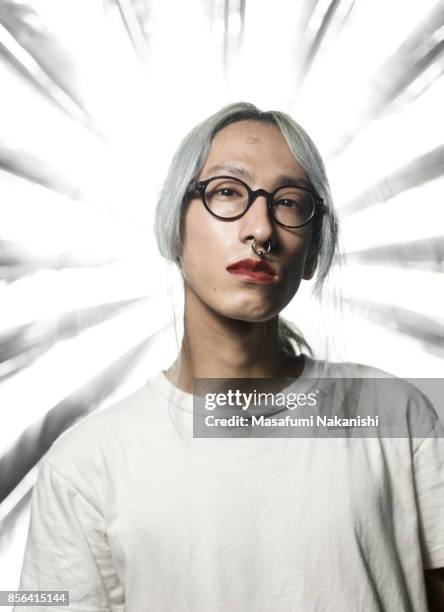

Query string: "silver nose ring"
[[251, 238, 272, 257]]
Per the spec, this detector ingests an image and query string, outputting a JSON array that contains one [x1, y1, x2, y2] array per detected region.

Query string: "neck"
[[165, 287, 303, 393]]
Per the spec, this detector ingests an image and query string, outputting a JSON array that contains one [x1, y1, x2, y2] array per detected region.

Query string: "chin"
[[219, 302, 281, 323], [194, 287, 284, 323]]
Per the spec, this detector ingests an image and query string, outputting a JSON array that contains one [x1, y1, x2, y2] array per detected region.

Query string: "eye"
[[275, 198, 303, 208], [216, 187, 238, 197], [205, 178, 248, 205]]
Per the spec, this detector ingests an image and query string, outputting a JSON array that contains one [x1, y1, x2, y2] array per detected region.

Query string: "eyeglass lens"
[[204, 177, 314, 227]]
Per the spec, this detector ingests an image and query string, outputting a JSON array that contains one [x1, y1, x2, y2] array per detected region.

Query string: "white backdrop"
[[0, 0, 443, 598]]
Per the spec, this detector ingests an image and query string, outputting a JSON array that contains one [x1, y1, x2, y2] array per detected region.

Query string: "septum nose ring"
[[251, 237, 272, 258]]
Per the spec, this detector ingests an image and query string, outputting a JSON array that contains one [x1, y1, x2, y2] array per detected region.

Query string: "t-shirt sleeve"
[[14, 457, 124, 612], [413, 417, 444, 570]]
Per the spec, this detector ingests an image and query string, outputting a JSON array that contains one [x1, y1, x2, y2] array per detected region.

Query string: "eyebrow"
[[203, 164, 311, 189], [204, 164, 254, 180], [273, 175, 312, 189]]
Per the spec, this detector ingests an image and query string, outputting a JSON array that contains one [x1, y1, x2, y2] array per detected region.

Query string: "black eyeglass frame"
[[193, 175, 324, 229]]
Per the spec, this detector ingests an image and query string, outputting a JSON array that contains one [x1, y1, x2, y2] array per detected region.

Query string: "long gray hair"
[[154, 102, 340, 359]]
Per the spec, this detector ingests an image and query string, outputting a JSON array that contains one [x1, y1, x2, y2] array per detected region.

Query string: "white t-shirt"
[[15, 356, 444, 612]]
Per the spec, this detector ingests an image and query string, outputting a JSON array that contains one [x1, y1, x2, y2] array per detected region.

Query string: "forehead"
[[202, 120, 305, 181]]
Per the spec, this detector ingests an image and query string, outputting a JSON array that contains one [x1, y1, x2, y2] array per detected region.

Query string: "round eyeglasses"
[[193, 175, 323, 229]]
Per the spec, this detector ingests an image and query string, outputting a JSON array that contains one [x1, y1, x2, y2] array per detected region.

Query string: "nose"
[[239, 193, 276, 247]]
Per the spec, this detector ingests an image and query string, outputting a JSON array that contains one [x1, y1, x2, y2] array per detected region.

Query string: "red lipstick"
[[226, 258, 277, 284]]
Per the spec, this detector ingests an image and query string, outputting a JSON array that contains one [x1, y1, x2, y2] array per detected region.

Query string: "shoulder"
[[308, 356, 440, 444], [44, 383, 153, 489], [307, 356, 397, 379]]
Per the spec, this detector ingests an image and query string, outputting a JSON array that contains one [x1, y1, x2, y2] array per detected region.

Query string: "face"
[[181, 119, 317, 323]]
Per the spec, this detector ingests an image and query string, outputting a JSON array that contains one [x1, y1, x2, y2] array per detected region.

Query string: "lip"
[[226, 258, 278, 284]]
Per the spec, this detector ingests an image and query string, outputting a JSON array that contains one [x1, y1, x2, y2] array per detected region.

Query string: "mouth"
[[226, 258, 278, 285]]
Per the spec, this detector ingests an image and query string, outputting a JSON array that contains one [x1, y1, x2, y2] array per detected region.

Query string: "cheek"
[[280, 227, 313, 269], [181, 204, 231, 287]]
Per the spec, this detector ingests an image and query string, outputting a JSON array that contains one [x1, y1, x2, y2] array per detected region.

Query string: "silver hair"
[[154, 102, 341, 358]]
